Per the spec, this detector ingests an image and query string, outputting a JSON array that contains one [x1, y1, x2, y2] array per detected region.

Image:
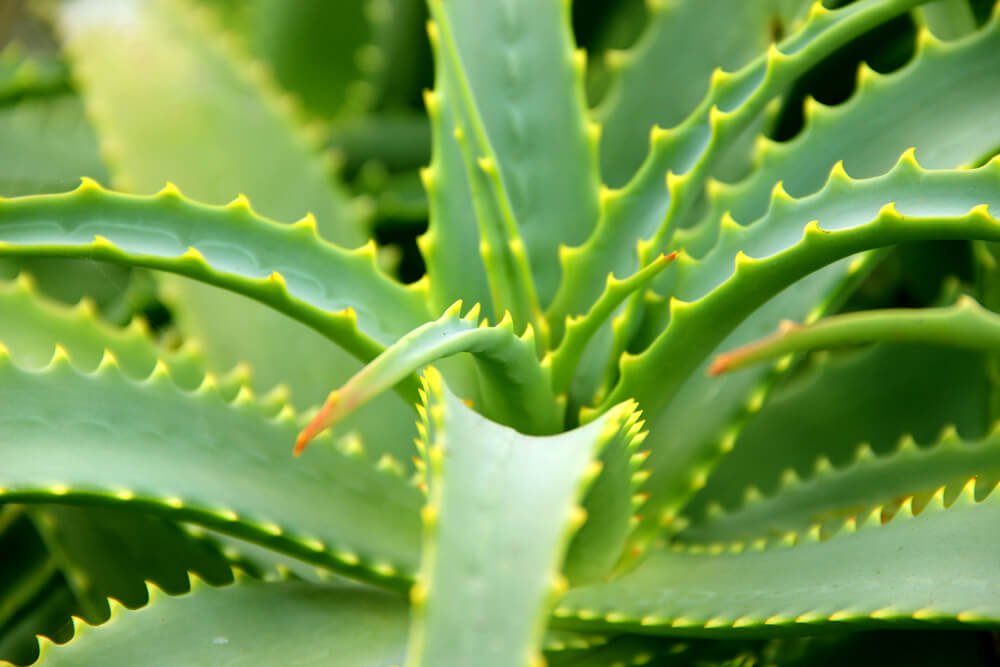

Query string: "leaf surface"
[[35, 578, 410, 666]]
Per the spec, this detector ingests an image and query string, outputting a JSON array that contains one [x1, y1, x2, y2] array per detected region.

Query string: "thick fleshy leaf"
[[56, 0, 419, 459], [685, 342, 990, 529], [296, 302, 559, 452], [682, 415, 1000, 545], [426, 0, 600, 307], [406, 368, 638, 666], [34, 577, 410, 666], [0, 346, 423, 589], [549, 0, 929, 329], [711, 295, 1000, 374], [29, 506, 237, 623], [679, 13, 1000, 260], [555, 478, 1000, 635], [595, 0, 813, 186], [601, 158, 1000, 554]]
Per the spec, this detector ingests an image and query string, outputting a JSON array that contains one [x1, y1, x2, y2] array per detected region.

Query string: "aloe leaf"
[[425, 0, 600, 308], [0, 274, 217, 394], [680, 13, 1000, 260], [423, 20, 544, 340], [297, 302, 559, 453], [54, 0, 419, 454], [555, 478, 1000, 635], [0, 346, 423, 589], [0, 185, 427, 347], [547, 254, 675, 394], [549, 0, 930, 328], [686, 343, 990, 528], [28, 506, 238, 623], [0, 578, 75, 666], [419, 67, 492, 318], [599, 159, 1000, 548], [681, 420, 1000, 544], [406, 369, 637, 667], [595, 0, 813, 187], [34, 577, 410, 666], [712, 295, 1000, 373]]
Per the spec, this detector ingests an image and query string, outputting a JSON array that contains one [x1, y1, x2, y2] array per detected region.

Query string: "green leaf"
[[549, 0, 930, 330], [0, 185, 432, 409], [297, 302, 559, 451], [0, 345, 423, 589], [35, 577, 410, 666], [0, 184, 428, 347], [679, 13, 1000, 260], [711, 295, 1000, 373], [28, 506, 238, 623], [419, 68, 492, 318], [682, 417, 1000, 545], [547, 253, 675, 394], [685, 342, 990, 532], [55, 0, 419, 458], [406, 368, 638, 667], [0, 274, 219, 395], [425, 0, 600, 308], [595, 0, 813, 187], [555, 477, 1000, 635], [424, 15, 544, 340]]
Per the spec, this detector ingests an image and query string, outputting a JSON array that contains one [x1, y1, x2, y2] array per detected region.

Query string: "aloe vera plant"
[[3, 0, 1000, 663]]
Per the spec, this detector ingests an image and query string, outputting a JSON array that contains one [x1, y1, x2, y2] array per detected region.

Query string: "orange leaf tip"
[[293, 391, 340, 457]]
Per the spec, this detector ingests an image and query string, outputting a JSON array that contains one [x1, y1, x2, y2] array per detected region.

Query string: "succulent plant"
[[2, 0, 1000, 664]]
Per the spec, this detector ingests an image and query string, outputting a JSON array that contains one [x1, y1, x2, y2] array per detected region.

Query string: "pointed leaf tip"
[[294, 391, 340, 456]]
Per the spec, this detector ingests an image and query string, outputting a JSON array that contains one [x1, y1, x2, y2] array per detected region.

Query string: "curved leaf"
[[711, 295, 1000, 373], [55, 0, 421, 457], [0, 184, 429, 375], [595, 0, 812, 186], [549, 0, 930, 329], [419, 65, 492, 318], [680, 13, 1000, 259], [686, 343, 990, 527], [297, 302, 558, 452], [599, 158, 1000, 553], [681, 420, 1000, 545], [406, 368, 638, 667], [555, 478, 1000, 636], [0, 345, 423, 589], [34, 577, 410, 666], [426, 0, 599, 307]]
